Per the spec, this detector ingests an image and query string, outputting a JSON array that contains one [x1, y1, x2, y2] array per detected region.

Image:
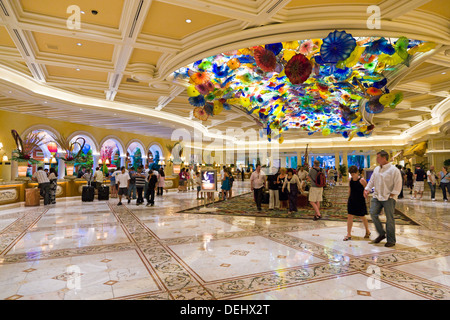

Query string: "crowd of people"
[[107, 165, 166, 206], [396, 164, 450, 202], [249, 160, 327, 220]]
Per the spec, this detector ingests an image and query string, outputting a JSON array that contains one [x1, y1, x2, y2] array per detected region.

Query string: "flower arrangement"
[[11, 129, 45, 164], [54, 134, 86, 164]]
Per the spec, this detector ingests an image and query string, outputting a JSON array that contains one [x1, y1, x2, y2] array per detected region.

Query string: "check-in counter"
[[0, 175, 182, 205]]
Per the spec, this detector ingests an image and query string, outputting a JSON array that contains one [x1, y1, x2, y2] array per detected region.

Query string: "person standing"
[[250, 164, 266, 212], [364, 150, 402, 247], [109, 169, 117, 198], [221, 169, 231, 200], [405, 168, 414, 194], [93, 167, 104, 190], [267, 167, 280, 210], [439, 166, 450, 202], [195, 171, 203, 199], [32, 167, 51, 205], [127, 166, 137, 201], [297, 166, 308, 192], [189, 166, 195, 191], [48, 167, 58, 204], [277, 168, 289, 209], [82, 168, 93, 185], [157, 167, 165, 196], [426, 165, 437, 201], [308, 160, 325, 221], [146, 170, 158, 206], [327, 167, 336, 187], [134, 166, 147, 206], [116, 166, 130, 206], [344, 165, 371, 241], [413, 164, 426, 200], [282, 168, 302, 214], [178, 168, 186, 192]]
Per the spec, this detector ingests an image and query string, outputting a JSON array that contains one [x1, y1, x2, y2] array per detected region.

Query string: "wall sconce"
[[0, 155, 10, 165], [99, 158, 103, 165]]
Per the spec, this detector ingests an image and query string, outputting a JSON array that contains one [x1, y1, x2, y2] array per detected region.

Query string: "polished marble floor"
[[0, 181, 448, 300]]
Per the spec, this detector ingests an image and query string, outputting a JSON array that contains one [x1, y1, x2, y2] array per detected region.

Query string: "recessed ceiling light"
[[81, 10, 85, 14], [77, 42, 82, 46], [185, 19, 192, 23], [442, 72, 447, 74], [76, 68, 80, 71]]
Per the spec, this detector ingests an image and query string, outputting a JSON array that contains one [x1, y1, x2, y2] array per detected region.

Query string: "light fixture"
[[99, 159, 103, 165], [105, 159, 110, 165], [43, 157, 49, 164], [51, 157, 57, 164], [442, 72, 447, 74], [77, 42, 82, 46], [185, 19, 192, 23], [2, 155, 8, 162], [76, 68, 80, 71]]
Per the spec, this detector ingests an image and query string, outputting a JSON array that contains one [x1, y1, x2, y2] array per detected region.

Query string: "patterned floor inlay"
[[0, 182, 448, 300]]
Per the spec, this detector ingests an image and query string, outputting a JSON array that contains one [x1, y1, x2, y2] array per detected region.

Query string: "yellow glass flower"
[[187, 85, 200, 97], [282, 40, 299, 50], [213, 100, 223, 115], [378, 53, 404, 66], [344, 46, 365, 68]]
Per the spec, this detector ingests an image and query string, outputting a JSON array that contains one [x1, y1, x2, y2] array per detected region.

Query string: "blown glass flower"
[[193, 107, 208, 121], [188, 95, 205, 107], [254, 46, 277, 72], [284, 53, 312, 84], [320, 30, 356, 63]]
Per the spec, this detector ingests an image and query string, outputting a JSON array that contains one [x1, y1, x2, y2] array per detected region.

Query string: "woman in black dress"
[[344, 166, 371, 241], [277, 168, 289, 209]]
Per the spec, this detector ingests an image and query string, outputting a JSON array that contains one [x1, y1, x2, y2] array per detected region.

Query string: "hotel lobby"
[[0, 0, 449, 303]]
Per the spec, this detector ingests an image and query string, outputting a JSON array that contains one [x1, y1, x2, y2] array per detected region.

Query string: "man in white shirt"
[[426, 165, 436, 201], [32, 167, 51, 205], [116, 166, 130, 206], [250, 164, 266, 211], [93, 167, 104, 190], [297, 166, 308, 191], [364, 150, 402, 247]]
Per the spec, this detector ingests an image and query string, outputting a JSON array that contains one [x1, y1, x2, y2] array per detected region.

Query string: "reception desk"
[[0, 175, 180, 205]]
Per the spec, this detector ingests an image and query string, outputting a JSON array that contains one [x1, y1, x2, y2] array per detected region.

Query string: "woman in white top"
[[282, 168, 302, 214]]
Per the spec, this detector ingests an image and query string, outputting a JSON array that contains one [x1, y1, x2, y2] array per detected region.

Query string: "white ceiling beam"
[[0, 1, 46, 82], [378, 0, 432, 20], [106, 0, 153, 101]]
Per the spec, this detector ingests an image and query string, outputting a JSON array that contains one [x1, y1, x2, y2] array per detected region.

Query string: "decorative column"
[[58, 159, 65, 178], [334, 151, 340, 168], [342, 150, 348, 182], [120, 155, 126, 168], [92, 154, 99, 171]]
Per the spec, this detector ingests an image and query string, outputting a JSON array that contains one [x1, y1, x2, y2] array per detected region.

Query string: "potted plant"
[[11, 130, 45, 177], [54, 134, 86, 178], [339, 164, 348, 183]]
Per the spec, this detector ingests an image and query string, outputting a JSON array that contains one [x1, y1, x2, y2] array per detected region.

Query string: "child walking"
[[344, 165, 371, 241]]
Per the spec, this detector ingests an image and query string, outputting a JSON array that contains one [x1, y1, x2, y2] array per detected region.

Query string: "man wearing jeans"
[[250, 164, 266, 212], [364, 151, 403, 247]]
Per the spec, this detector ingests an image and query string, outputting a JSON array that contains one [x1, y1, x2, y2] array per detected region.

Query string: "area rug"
[[178, 186, 419, 226]]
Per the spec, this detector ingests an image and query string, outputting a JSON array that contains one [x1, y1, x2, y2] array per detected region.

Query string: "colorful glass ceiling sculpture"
[[173, 30, 436, 142]]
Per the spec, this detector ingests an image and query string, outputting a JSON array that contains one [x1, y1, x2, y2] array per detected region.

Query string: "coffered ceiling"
[[0, 0, 448, 147]]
